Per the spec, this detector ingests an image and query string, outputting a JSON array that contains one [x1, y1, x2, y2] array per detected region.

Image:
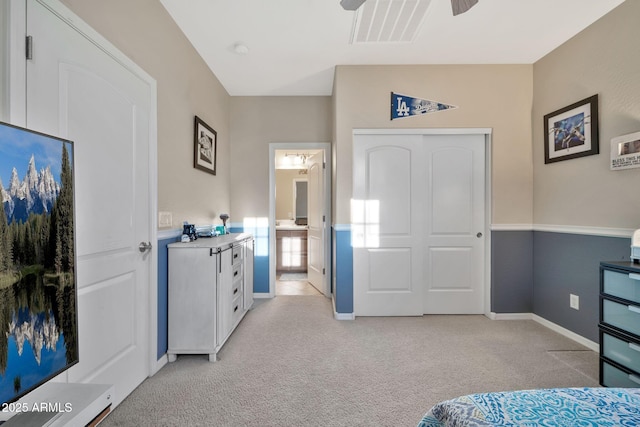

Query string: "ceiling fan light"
[[340, 0, 366, 11]]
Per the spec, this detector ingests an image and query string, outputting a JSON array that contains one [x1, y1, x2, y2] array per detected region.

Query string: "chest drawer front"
[[603, 269, 640, 303], [232, 263, 243, 283], [602, 298, 640, 337], [602, 331, 640, 374], [232, 245, 243, 265], [601, 360, 640, 388]]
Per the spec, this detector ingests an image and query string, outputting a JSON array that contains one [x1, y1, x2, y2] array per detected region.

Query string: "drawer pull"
[[629, 273, 640, 281], [233, 288, 238, 295], [234, 271, 239, 277], [630, 342, 640, 353], [234, 305, 239, 312], [629, 305, 640, 314], [630, 374, 640, 385]]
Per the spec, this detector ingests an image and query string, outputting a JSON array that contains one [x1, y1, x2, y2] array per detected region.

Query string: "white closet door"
[[353, 131, 485, 316], [353, 134, 426, 316], [423, 134, 485, 314], [27, 0, 154, 407]]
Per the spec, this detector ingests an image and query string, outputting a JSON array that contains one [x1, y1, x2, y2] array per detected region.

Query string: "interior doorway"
[[269, 143, 331, 298]]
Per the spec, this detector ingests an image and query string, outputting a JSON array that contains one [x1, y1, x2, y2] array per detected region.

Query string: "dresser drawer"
[[231, 277, 242, 300], [602, 298, 640, 337], [603, 269, 640, 303], [602, 330, 640, 374], [231, 293, 243, 326], [601, 360, 640, 388], [232, 245, 243, 265]]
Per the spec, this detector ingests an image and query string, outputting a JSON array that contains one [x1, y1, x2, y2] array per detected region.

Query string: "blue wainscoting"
[[491, 230, 534, 313], [491, 228, 631, 343], [334, 225, 353, 314], [532, 231, 629, 343]]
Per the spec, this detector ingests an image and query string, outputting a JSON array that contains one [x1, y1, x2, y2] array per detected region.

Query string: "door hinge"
[[26, 36, 33, 60], [323, 162, 326, 169], [322, 268, 325, 275], [322, 215, 325, 222]]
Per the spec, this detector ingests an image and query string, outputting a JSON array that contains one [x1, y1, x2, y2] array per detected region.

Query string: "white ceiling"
[[159, 0, 625, 97]]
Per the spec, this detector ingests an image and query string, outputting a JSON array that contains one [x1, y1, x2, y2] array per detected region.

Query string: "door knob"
[[476, 232, 483, 238], [139, 241, 153, 253]]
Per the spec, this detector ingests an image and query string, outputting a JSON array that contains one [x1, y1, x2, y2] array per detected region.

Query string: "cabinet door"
[[244, 238, 254, 310], [168, 247, 217, 351], [217, 248, 234, 345]]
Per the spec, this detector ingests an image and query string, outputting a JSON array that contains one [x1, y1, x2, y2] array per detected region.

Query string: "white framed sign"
[[610, 131, 640, 170]]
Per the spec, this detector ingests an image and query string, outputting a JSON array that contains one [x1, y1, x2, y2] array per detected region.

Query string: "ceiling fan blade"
[[340, 0, 367, 11], [451, 0, 479, 16]]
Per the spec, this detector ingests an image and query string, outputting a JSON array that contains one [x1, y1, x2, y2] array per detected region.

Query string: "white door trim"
[[269, 142, 332, 298], [8, 0, 160, 376], [352, 128, 492, 317]]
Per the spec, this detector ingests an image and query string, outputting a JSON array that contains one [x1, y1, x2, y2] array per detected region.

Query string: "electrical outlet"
[[159, 211, 172, 228], [570, 294, 579, 310]]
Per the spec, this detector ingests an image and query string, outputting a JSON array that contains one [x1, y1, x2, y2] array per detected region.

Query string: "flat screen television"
[[0, 121, 78, 406]]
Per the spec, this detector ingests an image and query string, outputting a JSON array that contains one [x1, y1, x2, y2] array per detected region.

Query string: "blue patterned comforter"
[[418, 387, 640, 426]]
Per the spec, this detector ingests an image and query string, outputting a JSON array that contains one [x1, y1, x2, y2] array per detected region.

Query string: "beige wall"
[[61, 0, 231, 228], [333, 65, 534, 225], [229, 97, 332, 225], [533, 0, 640, 230]]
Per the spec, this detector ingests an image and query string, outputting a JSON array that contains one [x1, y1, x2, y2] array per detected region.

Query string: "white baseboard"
[[531, 314, 599, 352], [487, 312, 533, 320], [332, 296, 355, 320], [334, 312, 355, 320], [253, 292, 272, 299], [488, 312, 599, 352], [152, 354, 168, 376]]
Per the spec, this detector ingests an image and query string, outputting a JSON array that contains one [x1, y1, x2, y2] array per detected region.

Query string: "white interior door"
[[353, 131, 485, 316], [307, 151, 328, 295], [353, 134, 426, 316], [26, 0, 154, 407], [423, 134, 485, 314]]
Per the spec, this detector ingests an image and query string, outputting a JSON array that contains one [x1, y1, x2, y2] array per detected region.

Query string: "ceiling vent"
[[350, 0, 432, 44]]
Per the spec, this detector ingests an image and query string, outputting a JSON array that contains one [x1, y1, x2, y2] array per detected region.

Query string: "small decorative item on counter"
[[182, 221, 197, 241], [219, 213, 229, 234]]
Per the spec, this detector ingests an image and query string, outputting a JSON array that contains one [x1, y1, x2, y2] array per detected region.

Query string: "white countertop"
[[167, 232, 252, 249]]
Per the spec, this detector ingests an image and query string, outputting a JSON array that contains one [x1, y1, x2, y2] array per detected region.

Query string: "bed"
[[418, 387, 640, 426]]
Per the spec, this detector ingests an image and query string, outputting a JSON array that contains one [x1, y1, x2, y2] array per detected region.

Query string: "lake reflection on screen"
[[0, 270, 77, 404]]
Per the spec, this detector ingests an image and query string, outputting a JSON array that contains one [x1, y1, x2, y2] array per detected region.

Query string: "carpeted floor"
[[102, 296, 599, 427]]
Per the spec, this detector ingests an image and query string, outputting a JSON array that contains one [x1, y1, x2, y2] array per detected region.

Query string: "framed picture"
[[544, 94, 599, 164], [194, 116, 217, 175], [610, 130, 640, 170]]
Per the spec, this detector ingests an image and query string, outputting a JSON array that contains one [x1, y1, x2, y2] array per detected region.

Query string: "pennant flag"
[[390, 92, 457, 120]]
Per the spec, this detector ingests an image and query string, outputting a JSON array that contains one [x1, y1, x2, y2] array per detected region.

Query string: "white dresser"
[[167, 233, 254, 362]]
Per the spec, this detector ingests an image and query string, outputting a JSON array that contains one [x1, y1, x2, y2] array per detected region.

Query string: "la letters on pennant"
[[390, 92, 457, 120]]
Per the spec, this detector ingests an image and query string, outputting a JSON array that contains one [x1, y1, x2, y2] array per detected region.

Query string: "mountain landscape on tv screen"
[[0, 154, 60, 224]]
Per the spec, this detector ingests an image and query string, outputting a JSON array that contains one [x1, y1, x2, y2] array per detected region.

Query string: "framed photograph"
[[544, 94, 599, 164], [194, 116, 217, 175], [610, 130, 640, 170]]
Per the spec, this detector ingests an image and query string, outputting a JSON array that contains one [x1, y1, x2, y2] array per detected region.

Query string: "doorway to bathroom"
[[269, 143, 331, 298]]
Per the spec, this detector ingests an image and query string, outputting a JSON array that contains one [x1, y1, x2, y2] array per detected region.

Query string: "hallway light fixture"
[[286, 152, 309, 165]]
